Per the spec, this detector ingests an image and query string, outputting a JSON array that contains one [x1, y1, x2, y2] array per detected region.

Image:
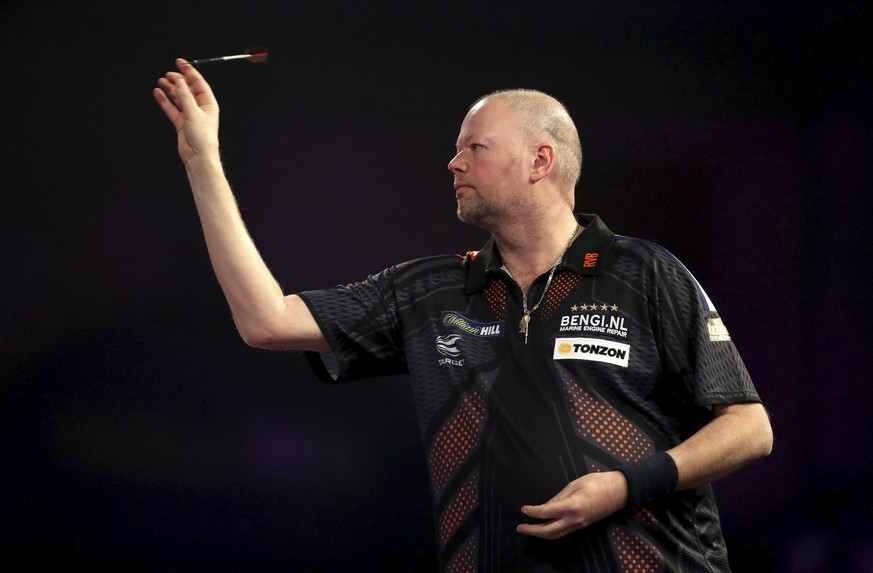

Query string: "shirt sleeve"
[[298, 265, 408, 383], [649, 245, 761, 407]]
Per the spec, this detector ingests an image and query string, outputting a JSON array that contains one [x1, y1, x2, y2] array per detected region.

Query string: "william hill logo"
[[441, 312, 505, 338]]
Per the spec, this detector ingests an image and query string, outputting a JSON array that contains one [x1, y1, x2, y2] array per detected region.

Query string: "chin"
[[456, 203, 476, 225], [457, 206, 493, 231]]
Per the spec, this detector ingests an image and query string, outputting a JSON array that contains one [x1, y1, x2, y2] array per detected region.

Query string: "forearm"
[[185, 152, 314, 349], [614, 402, 772, 509], [667, 402, 773, 490]]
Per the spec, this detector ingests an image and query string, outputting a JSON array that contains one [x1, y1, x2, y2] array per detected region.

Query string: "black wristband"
[[616, 452, 679, 507]]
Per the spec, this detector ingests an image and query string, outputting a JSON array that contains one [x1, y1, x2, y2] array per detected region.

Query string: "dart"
[[190, 46, 268, 65]]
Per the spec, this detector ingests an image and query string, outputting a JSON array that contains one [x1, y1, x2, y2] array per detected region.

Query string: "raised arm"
[[153, 59, 328, 352]]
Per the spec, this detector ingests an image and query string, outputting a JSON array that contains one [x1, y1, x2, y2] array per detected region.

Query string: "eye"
[[470, 143, 484, 151]]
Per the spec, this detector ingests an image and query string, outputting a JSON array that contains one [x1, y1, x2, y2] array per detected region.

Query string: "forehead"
[[456, 99, 519, 145]]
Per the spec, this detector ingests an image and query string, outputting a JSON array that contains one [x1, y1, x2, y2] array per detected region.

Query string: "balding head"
[[473, 89, 582, 192]]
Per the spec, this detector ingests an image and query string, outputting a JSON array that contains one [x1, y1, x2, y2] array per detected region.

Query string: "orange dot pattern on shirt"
[[438, 470, 479, 547], [540, 272, 582, 321], [446, 529, 479, 573], [558, 377, 653, 463], [428, 381, 489, 495], [635, 508, 656, 527], [608, 525, 664, 573], [483, 280, 507, 319]]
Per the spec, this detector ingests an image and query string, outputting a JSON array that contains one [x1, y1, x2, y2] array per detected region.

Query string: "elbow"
[[719, 402, 774, 462], [236, 321, 287, 350], [240, 331, 273, 349], [752, 406, 775, 460], [238, 327, 266, 349], [241, 331, 289, 350], [759, 418, 774, 459]]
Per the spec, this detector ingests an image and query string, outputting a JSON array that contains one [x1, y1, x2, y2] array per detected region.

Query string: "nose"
[[448, 150, 466, 173]]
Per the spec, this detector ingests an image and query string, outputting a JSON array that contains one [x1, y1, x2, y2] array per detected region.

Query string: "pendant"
[[519, 313, 531, 343], [519, 313, 530, 334]]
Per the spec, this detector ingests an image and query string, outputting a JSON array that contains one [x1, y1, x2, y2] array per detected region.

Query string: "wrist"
[[184, 149, 223, 177], [615, 452, 678, 508]]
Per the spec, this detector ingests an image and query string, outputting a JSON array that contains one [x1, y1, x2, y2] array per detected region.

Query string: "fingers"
[[153, 57, 215, 114], [153, 58, 217, 127], [516, 477, 610, 540], [154, 58, 221, 164], [516, 515, 569, 540], [154, 72, 185, 119], [153, 85, 182, 128], [516, 499, 572, 540], [171, 73, 196, 115], [175, 58, 218, 107]]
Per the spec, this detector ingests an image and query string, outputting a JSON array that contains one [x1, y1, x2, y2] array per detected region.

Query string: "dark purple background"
[[2, 1, 871, 571]]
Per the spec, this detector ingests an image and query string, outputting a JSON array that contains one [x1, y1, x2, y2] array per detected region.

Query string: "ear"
[[529, 144, 556, 183]]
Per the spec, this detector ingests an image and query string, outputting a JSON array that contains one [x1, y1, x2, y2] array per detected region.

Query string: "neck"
[[493, 211, 580, 293]]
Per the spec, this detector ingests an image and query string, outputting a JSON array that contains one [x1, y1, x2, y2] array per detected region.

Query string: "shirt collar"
[[463, 213, 615, 294]]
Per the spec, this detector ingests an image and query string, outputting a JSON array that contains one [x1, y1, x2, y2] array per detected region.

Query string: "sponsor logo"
[[559, 311, 628, 338], [553, 337, 631, 367], [583, 252, 599, 268], [706, 317, 731, 341], [436, 334, 465, 367], [441, 312, 505, 338]]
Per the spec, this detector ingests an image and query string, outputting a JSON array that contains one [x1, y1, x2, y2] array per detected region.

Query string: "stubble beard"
[[456, 158, 534, 230], [456, 188, 538, 231], [456, 188, 502, 230], [456, 194, 490, 228]]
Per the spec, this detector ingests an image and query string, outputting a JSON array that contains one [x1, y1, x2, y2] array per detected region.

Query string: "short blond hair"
[[475, 89, 582, 189]]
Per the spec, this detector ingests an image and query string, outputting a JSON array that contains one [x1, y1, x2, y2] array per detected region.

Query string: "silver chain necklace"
[[506, 224, 581, 344]]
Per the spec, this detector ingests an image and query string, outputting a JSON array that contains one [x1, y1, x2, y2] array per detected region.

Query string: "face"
[[448, 99, 533, 229]]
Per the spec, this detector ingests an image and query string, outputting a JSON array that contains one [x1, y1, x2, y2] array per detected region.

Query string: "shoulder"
[[387, 254, 466, 277], [612, 234, 678, 263], [613, 236, 720, 315], [607, 235, 690, 277], [369, 254, 467, 292], [608, 236, 709, 299]]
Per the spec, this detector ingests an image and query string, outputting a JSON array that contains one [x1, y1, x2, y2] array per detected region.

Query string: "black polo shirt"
[[300, 214, 760, 572]]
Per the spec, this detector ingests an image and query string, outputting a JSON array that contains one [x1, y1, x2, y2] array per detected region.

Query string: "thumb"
[[521, 499, 564, 520]]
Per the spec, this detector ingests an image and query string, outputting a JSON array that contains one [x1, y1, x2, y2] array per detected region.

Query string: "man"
[[154, 59, 772, 571]]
